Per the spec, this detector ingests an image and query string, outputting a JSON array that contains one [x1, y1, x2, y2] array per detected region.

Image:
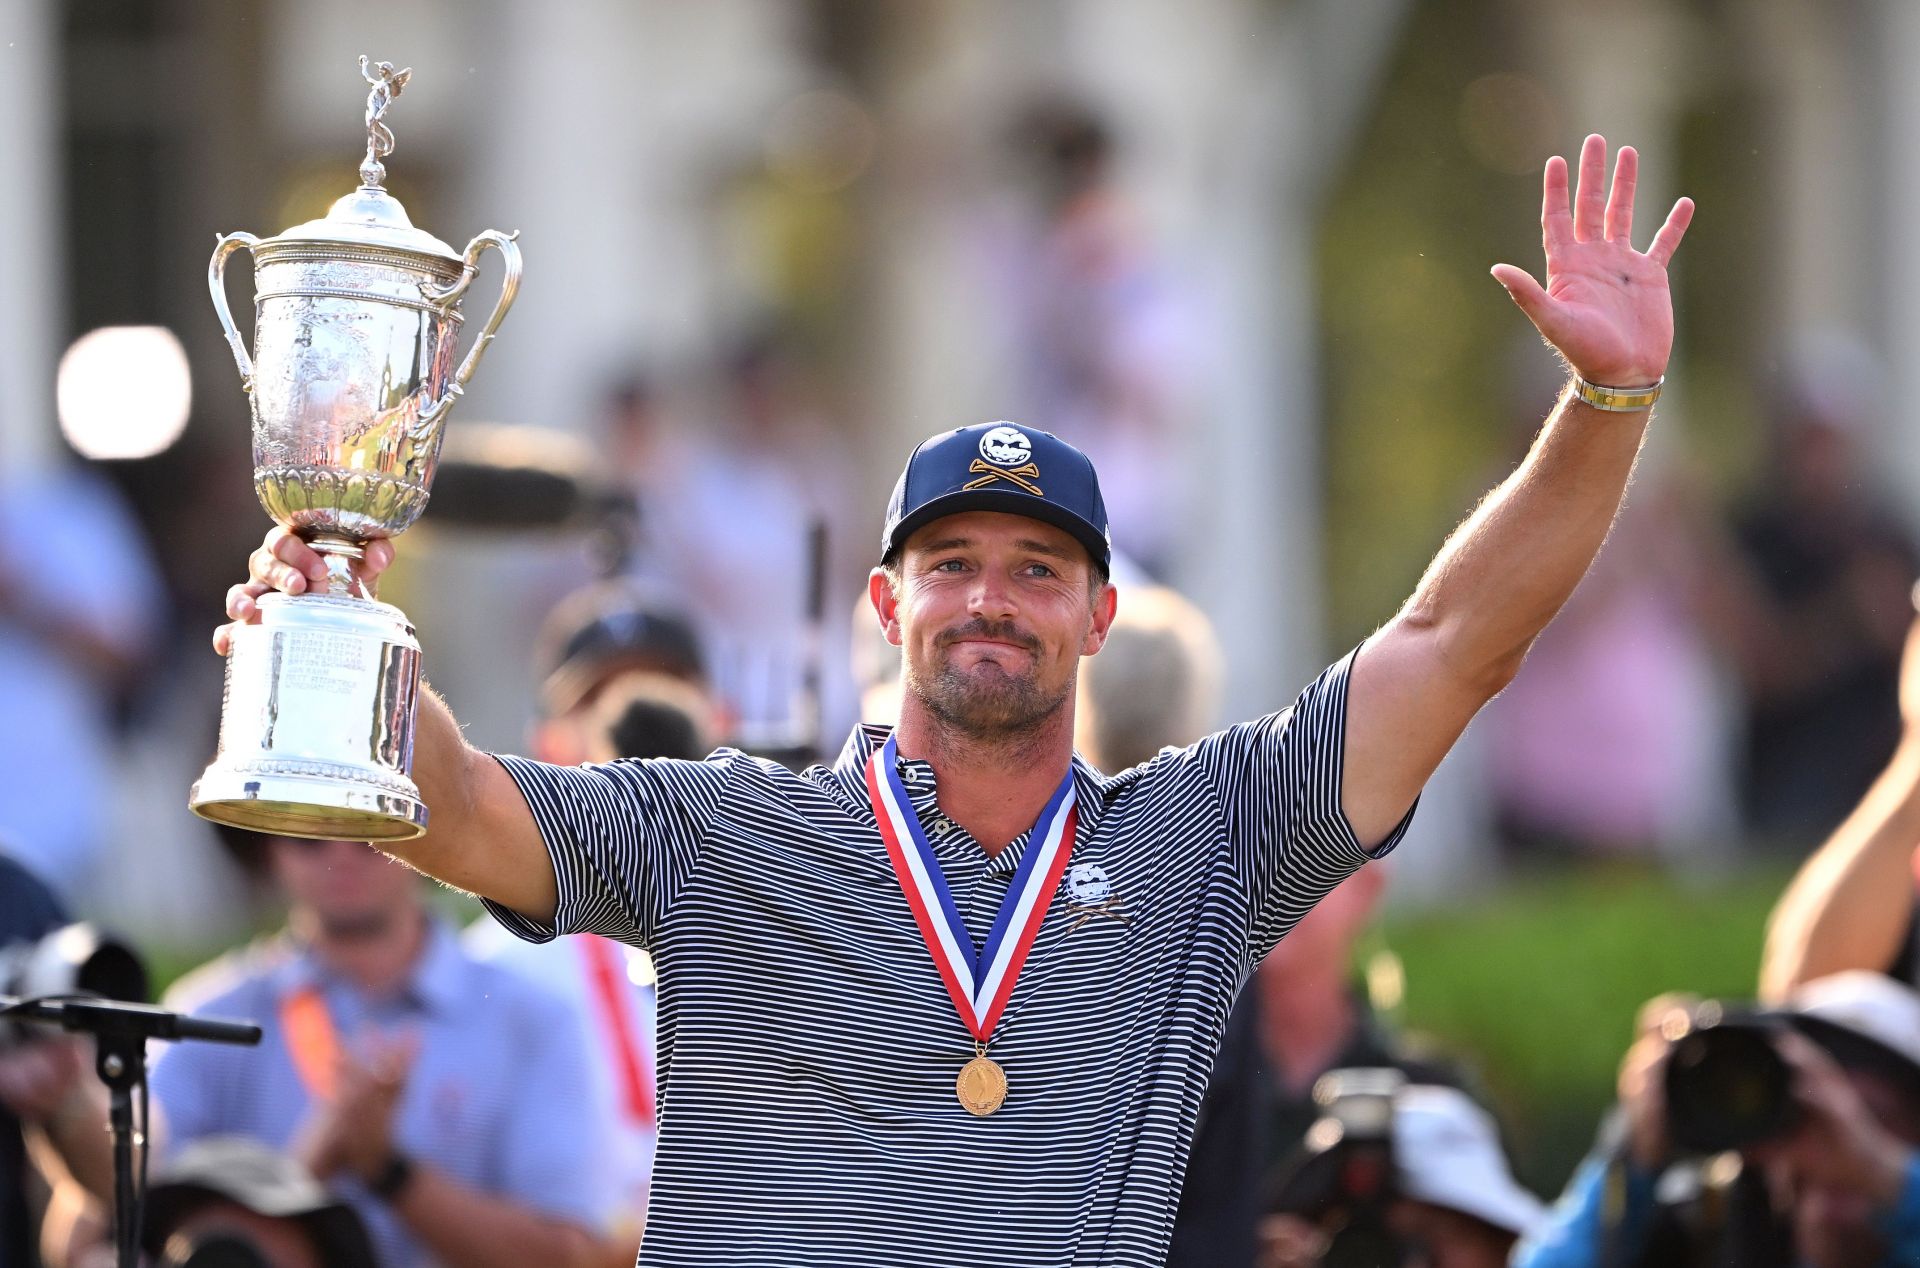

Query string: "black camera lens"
[[1663, 1008, 1798, 1153]]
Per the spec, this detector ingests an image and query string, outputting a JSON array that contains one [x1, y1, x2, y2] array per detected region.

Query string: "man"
[[1262, 1081, 1546, 1268], [40, 832, 617, 1268], [217, 136, 1691, 1265], [1516, 973, 1920, 1267], [0, 849, 82, 1266]]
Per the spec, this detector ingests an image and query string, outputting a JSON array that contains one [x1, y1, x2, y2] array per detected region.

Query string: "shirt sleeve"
[[1190, 649, 1415, 959], [1511, 1147, 1658, 1268], [483, 750, 740, 949]]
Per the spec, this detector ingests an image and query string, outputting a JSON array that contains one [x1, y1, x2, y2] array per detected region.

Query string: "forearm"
[[1400, 386, 1650, 691], [377, 682, 559, 923], [1760, 737, 1920, 1002], [390, 1164, 601, 1268]]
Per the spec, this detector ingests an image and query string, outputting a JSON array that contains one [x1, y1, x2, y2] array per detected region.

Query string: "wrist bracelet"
[[1572, 375, 1663, 412]]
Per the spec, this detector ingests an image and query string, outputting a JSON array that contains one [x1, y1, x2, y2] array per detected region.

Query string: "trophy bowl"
[[190, 58, 520, 841]]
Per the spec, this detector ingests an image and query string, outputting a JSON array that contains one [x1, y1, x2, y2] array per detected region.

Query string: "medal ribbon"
[[867, 734, 1077, 1043]]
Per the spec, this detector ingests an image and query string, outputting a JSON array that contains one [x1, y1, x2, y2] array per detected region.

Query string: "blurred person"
[[1482, 357, 1732, 860], [1074, 583, 1223, 773], [1763, 596, 1920, 1002], [467, 585, 723, 1254], [136, 1136, 378, 1268], [0, 457, 162, 901], [215, 137, 1690, 1264], [991, 98, 1205, 575], [849, 588, 904, 725], [0, 849, 88, 1266], [618, 330, 853, 740], [37, 831, 615, 1268], [1259, 1081, 1545, 1268], [1517, 973, 1920, 1268], [1722, 332, 1920, 840], [1170, 863, 1464, 1267], [528, 581, 714, 763]]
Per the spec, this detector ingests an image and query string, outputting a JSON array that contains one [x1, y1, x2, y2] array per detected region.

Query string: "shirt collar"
[[277, 918, 468, 1016], [825, 723, 1110, 837]]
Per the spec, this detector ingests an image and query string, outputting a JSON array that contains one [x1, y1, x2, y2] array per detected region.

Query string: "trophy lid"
[[266, 56, 461, 264]]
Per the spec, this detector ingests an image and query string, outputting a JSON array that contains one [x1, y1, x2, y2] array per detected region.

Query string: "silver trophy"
[[190, 58, 521, 841]]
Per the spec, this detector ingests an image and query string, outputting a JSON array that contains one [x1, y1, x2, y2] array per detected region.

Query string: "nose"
[[966, 566, 1019, 622]]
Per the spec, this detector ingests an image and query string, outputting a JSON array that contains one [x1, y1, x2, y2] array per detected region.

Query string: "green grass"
[[1377, 862, 1794, 1192]]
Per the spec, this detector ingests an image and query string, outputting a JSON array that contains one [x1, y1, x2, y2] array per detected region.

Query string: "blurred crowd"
[[9, 93, 1920, 1268]]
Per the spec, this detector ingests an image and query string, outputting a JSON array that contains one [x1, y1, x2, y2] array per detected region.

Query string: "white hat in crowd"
[[1393, 1084, 1547, 1238], [1786, 970, 1920, 1079]]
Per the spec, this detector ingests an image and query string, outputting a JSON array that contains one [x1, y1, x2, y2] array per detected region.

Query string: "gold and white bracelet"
[[1571, 375, 1663, 412]]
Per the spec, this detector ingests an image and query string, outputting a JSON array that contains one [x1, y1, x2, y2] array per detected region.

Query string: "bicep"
[[1343, 618, 1495, 849], [395, 748, 557, 925]]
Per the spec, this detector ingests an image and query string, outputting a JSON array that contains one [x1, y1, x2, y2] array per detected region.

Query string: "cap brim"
[[886, 488, 1109, 570], [1779, 1012, 1920, 1095], [1399, 1165, 1545, 1237]]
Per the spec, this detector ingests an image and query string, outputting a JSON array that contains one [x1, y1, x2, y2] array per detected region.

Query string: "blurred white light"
[[57, 325, 193, 460]]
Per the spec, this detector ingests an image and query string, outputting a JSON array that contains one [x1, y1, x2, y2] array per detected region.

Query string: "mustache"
[[936, 619, 1042, 653]]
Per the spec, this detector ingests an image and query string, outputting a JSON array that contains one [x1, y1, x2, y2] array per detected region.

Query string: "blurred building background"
[[6, 0, 1920, 1189]]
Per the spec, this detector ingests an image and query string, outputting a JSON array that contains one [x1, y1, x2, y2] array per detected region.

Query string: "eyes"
[[930, 558, 1058, 579]]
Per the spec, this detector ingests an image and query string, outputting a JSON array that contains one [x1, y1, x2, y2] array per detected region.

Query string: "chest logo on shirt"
[[1063, 863, 1129, 931]]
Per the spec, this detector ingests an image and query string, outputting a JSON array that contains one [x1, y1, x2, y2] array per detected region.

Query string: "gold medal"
[[957, 1052, 1008, 1116]]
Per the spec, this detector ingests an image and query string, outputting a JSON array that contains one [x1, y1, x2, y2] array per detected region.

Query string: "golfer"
[[217, 135, 1691, 1267]]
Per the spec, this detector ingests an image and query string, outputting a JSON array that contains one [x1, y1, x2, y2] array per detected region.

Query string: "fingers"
[[1573, 133, 1607, 242], [1490, 263, 1559, 340], [1604, 145, 1638, 244], [1647, 196, 1696, 267], [1541, 154, 1573, 252], [250, 527, 331, 596]]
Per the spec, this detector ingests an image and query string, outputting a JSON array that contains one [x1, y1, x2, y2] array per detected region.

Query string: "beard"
[[907, 618, 1071, 739]]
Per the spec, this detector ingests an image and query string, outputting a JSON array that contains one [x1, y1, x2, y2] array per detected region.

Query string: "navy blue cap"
[[881, 422, 1111, 571]]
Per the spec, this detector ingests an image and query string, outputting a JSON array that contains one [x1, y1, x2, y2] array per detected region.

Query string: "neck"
[[1256, 960, 1358, 1096], [892, 697, 1076, 857], [292, 904, 427, 998]]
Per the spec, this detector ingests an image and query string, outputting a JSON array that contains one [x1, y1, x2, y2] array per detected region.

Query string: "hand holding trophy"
[[191, 57, 521, 841]]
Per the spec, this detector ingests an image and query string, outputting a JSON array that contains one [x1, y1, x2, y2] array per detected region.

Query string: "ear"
[[869, 567, 904, 648], [1080, 582, 1119, 657]]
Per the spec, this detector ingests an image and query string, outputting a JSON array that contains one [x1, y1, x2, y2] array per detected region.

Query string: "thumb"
[[1491, 264, 1557, 334]]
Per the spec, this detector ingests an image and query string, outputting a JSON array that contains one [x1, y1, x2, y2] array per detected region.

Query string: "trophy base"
[[191, 590, 427, 843], [190, 766, 428, 842]]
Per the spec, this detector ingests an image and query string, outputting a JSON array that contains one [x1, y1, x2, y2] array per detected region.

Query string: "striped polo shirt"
[[485, 649, 1410, 1266]]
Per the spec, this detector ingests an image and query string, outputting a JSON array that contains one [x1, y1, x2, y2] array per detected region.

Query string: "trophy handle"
[[209, 232, 262, 393], [414, 230, 522, 437]]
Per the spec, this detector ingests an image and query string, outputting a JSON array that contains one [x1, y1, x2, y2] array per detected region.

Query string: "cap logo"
[[978, 425, 1034, 468]]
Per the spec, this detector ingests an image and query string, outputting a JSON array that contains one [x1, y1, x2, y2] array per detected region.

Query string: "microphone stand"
[[2, 995, 261, 1268]]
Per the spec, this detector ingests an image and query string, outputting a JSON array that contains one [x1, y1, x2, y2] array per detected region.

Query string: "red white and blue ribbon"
[[867, 734, 1078, 1043]]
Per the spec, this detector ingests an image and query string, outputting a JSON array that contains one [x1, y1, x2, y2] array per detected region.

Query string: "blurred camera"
[[158, 1230, 272, 1268], [0, 922, 148, 1045], [1268, 1067, 1409, 1268], [1661, 1000, 1798, 1154]]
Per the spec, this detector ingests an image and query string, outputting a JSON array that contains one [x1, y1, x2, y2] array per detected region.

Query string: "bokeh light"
[[56, 325, 193, 460]]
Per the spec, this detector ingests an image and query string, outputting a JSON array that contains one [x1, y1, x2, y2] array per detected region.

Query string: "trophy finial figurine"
[[357, 55, 413, 189]]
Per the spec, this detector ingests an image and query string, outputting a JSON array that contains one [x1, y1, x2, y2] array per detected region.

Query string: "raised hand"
[[1492, 133, 1694, 388]]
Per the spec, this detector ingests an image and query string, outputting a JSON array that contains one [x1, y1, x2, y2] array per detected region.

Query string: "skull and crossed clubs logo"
[[978, 425, 1034, 468]]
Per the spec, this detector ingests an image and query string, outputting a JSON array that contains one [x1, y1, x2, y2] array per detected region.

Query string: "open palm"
[[1492, 134, 1694, 388]]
